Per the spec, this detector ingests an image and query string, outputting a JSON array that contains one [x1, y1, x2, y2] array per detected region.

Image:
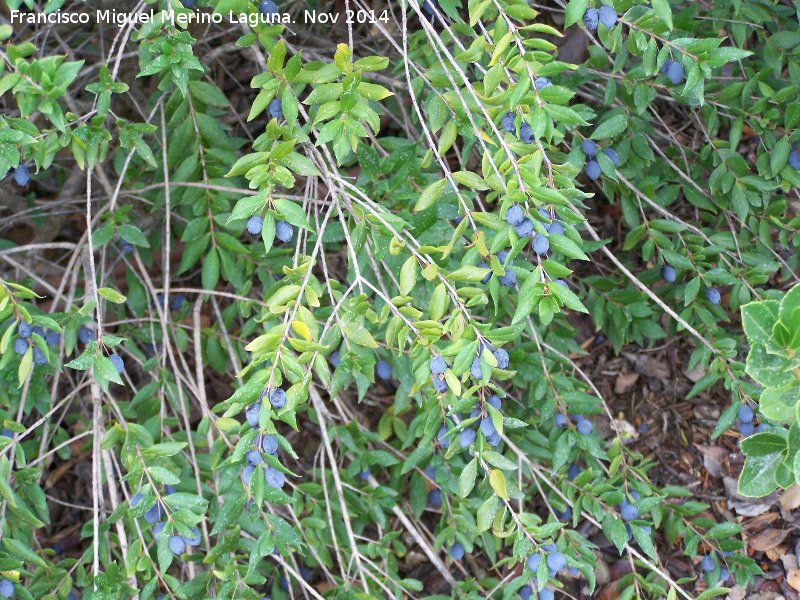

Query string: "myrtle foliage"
[[0, 0, 798, 599]]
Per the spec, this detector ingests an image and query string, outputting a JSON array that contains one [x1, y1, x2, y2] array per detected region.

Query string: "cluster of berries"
[[581, 139, 620, 181], [12, 321, 61, 366], [243, 389, 288, 490], [660, 266, 722, 306], [131, 487, 201, 555], [246, 216, 294, 243]]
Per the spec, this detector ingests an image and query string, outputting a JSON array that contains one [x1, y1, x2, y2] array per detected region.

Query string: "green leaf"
[[459, 458, 478, 497], [651, 0, 673, 30], [415, 179, 447, 212], [564, 0, 589, 28], [273, 198, 311, 230], [591, 113, 628, 140], [738, 451, 783, 497], [98, 287, 127, 304], [118, 224, 150, 248], [202, 247, 220, 291]]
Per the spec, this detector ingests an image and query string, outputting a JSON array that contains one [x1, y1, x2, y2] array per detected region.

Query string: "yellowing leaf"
[[489, 468, 508, 500], [291, 321, 313, 342]]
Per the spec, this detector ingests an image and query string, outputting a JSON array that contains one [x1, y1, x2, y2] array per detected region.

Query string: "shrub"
[[0, 0, 795, 598]]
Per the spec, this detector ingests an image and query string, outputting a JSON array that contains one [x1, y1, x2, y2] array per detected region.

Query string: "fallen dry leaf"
[[781, 485, 800, 512], [615, 372, 639, 394], [786, 569, 800, 593], [748, 527, 789, 552]]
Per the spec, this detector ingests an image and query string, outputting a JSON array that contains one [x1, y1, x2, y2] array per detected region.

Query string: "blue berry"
[[568, 464, 581, 480], [246, 450, 262, 466], [527, 553, 541, 572], [331, 350, 339, 368], [638, 423, 648, 433], [520, 122, 534, 144], [109, 354, 125, 374], [268, 98, 283, 119], [258, 0, 278, 18], [496, 251, 513, 267], [459, 428, 476, 448], [130, 492, 143, 507], [514, 218, 534, 238], [568, 567, 580, 576], [154, 522, 166, 540], [756, 423, 769, 433], [532, 234, 550, 256], [265, 466, 286, 488], [486, 431, 501, 447], [547, 221, 564, 236], [577, 420, 593, 435], [701, 555, 715, 572], [246, 402, 261, 427], [706, 287, 721, 305], [433, 376, 449, 394], [667, 61, 685, 85], [661, 265, 676, 283], [243, 465, 256, 484], [121, 241, 134, 254], [477, 262, 492, 284], [660, 59, 672, 74], [501, 112, 516, 133], [181, 0, 195, 6], [14, 164, 29, 186], [789, 151, 800, 170], [558, 507, 572, 520], [428, 488, 442, 506], [520, 585, 533, 600], [13, 338, 28, 356], [45, 330, 61, 346], [275, 221, 293, 243], [583, 7, 599, 29], [535, 77, 553, 91], [598, 4, 617, 28], [437, 425, 451, 449], [262, 434, 279, 455], [183, 527, 201, 546], [247, 216, 263, 235], [165, 485, 176, 495], [32, 347, 47, 366], [450, 542, 465, 560], [279, 575, 290, 592], [640, 525, 652, 535], [430, 356, 447, 375], [621, 504, 639, 521], [506, 205, 525, 226], [582, 139, 597, 156], [493, 348, 509, 369], [540, 589, 554, 600], [269, 388, 287, 409], [554, 414, 568, 428], [554, 279, 568, 288], [470, 407, 481, 420], [547, 551, 566, 573], [31, 326, 44, 338], [480, 417, 497, 437], [719, 567, 730, 582], [169, 535, 186, 555], [169, 295, 187, 310], [358, 468, 370, 481], [376, 360, 392, 380], [603, 148, 620, 167], [739, 421, 754, 437], [486, 395, 501, 409], [18, 322, 31, 338], [470, 357, 483, 379], [629, 490, 641, 501], [78, 327, 96, 344], [144, 501, 162, 524], [738, 405, 753, 424], [425, 465, 436, 479], [1, 428, 13, 438], [543, 543, 557, 553], [585, 160, 601, 180]]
